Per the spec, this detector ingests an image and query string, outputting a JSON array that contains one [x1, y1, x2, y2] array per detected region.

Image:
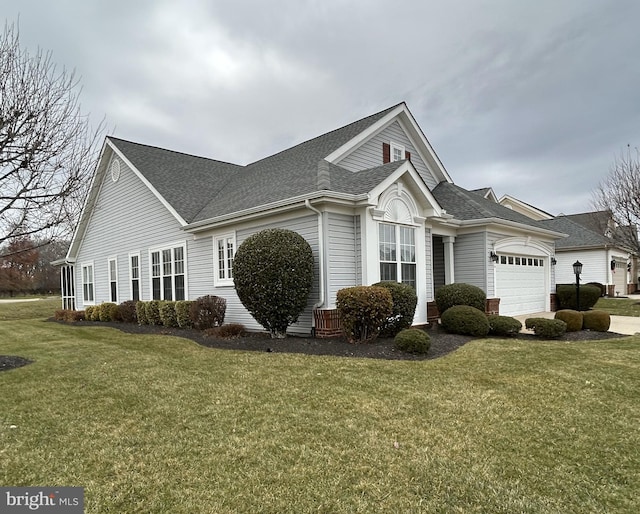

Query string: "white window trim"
[[108, 256, 118, 303], [129, 252, 141, 302], [378, 222, 417, 286], [214, 233, 236, 287], [81, 261, 95, 306], [148, 241, 188, 301], [390, 141, 405, 162]]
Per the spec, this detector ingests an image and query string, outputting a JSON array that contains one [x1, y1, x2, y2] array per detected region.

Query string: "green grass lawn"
[[595, 297, 640, 317], [2, 301, 640, 513]]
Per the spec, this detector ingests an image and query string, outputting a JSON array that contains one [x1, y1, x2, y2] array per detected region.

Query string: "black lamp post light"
[[573, 260, 583, 311]]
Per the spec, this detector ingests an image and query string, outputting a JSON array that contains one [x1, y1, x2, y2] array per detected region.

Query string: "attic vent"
[[384, 198, 413, 224], [110, 159, 121, 183]]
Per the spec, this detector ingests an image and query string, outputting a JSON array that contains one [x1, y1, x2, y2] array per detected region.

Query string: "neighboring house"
[[56, 102, 565, 334], [540, 213, 637, 296], [498, 194, 554, 221]]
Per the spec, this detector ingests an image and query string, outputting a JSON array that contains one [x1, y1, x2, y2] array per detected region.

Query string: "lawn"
[[595, 296, 640, 317], [1, 301, 640, 513]]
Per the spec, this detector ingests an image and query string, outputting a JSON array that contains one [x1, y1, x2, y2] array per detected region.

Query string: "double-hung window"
[[130, 253, 141, 301], [391, 142, 406, 162], [214, 234, 235, 286], [150, 243, 186, 301], [82, 263, 95, 304], [379, 223, 416, 288], [108, 257, 118, 303]]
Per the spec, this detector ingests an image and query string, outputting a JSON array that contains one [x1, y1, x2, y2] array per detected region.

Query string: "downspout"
[[305, 199, 325, 315]]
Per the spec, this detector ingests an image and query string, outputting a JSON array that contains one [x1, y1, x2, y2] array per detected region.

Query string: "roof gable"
[[539, 216, 612, 249]]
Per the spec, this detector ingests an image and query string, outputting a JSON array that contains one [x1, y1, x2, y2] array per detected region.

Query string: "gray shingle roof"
[[109, 104, 402, 223], [432, 182, 551, 230], [538, 216, 610, 249]]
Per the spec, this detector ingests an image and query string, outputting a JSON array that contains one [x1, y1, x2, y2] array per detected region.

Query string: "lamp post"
[[573, 260, 583, 311]]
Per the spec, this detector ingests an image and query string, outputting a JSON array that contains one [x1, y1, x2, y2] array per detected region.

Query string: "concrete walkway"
[[515, 300, 640, 336]]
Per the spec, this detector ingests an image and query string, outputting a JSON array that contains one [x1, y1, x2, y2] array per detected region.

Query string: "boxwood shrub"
[[175, 301, 194, 328], [136, 301, 148, 325], [159, 301, 178, 327], [525, 317, 567, 339], [582, 310, 611, 332], [145, 300, 162, 325], [336, 285, 393, 344], [555, 284, 601, 311], [487, 315, 522, 337], [84, 305, 95, 321], [554, 309, 583, 332], [394, 328, 431, 354], [373, 281, 418, 337], [435, 283, 486, 314], [98, 302, 119, 322], [440, 305, 490, 337]]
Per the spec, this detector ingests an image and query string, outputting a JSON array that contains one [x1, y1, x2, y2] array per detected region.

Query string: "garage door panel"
[[496, 254, 546, 316]]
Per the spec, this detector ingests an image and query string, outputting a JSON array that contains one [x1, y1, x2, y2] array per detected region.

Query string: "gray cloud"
[[3, 0, 639, 215]]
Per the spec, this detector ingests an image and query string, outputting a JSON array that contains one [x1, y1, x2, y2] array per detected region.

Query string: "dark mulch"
[[1, 321, 627, 373]]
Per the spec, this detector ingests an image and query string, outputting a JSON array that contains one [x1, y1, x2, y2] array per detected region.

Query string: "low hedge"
[[394, 328, 431, 354], [525, 317, 567, 339], [159, 301, 179, 328], [555, 284, 601, 311], [440, 305, 490, 337], [582, 310, 611, 332], [336, 286, 393, 343], [487, 315, 522, 337], [554, 310, 583, 332], [435, 283, 486, 314]]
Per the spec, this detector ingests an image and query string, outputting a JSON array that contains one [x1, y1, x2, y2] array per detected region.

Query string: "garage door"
[[612, 257, 627, 296], [495, 254, 546, 316]]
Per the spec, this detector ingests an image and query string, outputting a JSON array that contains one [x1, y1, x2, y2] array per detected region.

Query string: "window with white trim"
[[150, 243, 186, 301], [130, 253, 141, 301], [108, 257, 118, 303], [214, 234, 235, 286], [379, 223, 416, 288], [390, 142, 405, 162], [82, 263, 95, 304]]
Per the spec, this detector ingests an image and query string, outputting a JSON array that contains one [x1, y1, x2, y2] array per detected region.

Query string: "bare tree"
[[592, 145, 640, 255], [0, 21, 103, 255]]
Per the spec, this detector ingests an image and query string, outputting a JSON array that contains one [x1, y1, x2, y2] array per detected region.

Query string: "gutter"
[[305, 199, 325, 312]]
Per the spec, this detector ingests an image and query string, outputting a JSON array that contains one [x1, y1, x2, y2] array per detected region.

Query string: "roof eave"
[[459, 217, 567, 239]]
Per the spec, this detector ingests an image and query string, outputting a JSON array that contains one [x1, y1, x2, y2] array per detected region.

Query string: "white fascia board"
[[184, 191, 367, 233], [498, 194, 553, 220], [108, 140, 188, 227], [459, 218, 567, 239], [366, 161, 444, 216]]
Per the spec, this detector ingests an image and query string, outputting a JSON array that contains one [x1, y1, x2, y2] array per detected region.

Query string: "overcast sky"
[[3, 0, 639, 215]]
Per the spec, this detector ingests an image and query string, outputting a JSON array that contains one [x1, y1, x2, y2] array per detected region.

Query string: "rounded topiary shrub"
[[84, 305, 95, 321], [233, 228, 314, 338], [582, 310, 611, 332], [136, 301, 148, 325], [525, 318, 567, 339], [487, 315, 522, 337], [175, 300, 194, 328], [554, 310, 583, 332], [556, 284, 601, 311], [373, 281, 418, 337], [118, 300, 138, 323], [336, 286, 393, 344], [98, 302, 119, 322], [440, 305, 490, 337], [435, 283, 486, 315], [189, 295, 226, 330], [394, 328, 431, 354], [586, 282, 606, 297]]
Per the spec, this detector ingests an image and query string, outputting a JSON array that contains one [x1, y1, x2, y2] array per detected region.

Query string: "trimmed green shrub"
[[556, 284, 601, 311], [394, 328, 431, 354], [582, 310, 611, 332], [98, 302, 119, 322], [136, 301, 148, 325], [118, 300, 138, 323], [586, 282, 606, 297], [435, 283, 486, 314], [189, 295, 226, 330], [440, 305, 490, 337], [233, 228, 314, 338], [525, 317, 567, 339], [159, 301, 178, 327], [487, 315, 522, 337], [554, 310, 583, 332], [336, 286, 393, 344], [145, 300, 162, 325], [84, 305, 95, 321], [373, 281, 418, 337], [175, 301, 194, 328]]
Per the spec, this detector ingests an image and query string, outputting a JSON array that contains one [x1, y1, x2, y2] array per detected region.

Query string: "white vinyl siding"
[[327, 213, 359, 305], [454, 232, 487, 291], [336, 120, 438, 189]]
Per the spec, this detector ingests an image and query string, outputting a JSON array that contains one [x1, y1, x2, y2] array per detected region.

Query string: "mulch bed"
[[0, 321, 627, 373]]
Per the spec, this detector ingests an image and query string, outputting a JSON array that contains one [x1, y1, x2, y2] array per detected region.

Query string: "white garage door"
[[496, 254, 546, 316], [612, 257, 627, 296]]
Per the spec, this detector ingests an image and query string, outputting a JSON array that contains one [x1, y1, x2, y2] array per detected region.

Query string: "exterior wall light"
[[490, 251, 499, 263]]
